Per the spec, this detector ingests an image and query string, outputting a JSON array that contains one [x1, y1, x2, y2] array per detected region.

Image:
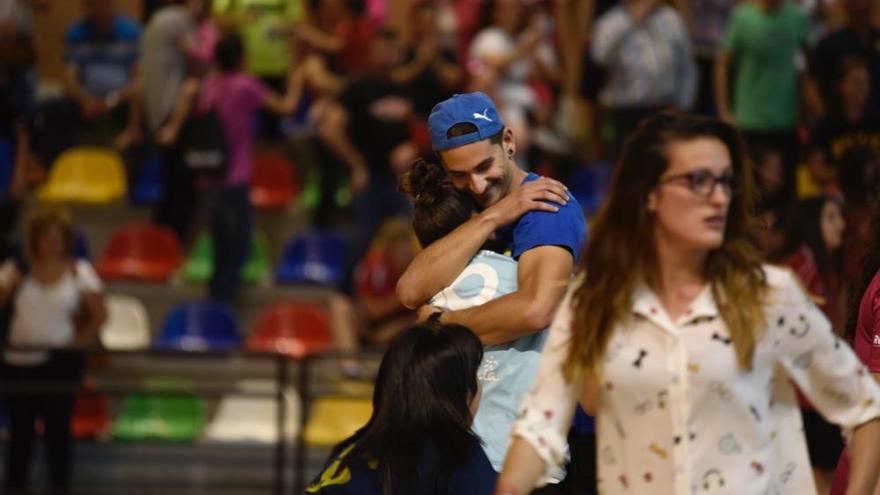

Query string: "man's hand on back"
[[481, 176, 570, 229]]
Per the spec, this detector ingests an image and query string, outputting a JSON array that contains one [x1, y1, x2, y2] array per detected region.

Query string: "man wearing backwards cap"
[[397, 92, 589, 492]]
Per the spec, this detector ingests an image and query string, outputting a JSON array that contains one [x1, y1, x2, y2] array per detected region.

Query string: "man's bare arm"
[[397, 212, 501, 309], [396, 177, 570, 308], [714, 51, 733, 123], [442, 245, 573, 344]]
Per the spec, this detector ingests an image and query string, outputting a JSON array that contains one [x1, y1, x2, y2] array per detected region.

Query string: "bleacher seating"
[[111, 380, 205, 442], [100, 294, 151, 350], [181, 230, 271, 285], [96, 223, 183, 282], [275, 230, 346, 286], [250, 152, 297, 210], [156, 301, 241, 351], [247, 302, 332, 359], [204, 380, 301, 443], [39, 147, 127, 204]]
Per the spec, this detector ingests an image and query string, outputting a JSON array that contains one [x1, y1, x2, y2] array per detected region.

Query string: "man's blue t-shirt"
[[494, 173, 587, 264], [494, 173, 595, 436]]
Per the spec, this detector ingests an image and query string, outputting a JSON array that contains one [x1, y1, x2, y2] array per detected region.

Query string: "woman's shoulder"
[[72, 260, 103, 291], [761, 263, 812, 307], [762, 263, 796, 288], [447, 443, 497, 494], [306, 444, 382, 495]]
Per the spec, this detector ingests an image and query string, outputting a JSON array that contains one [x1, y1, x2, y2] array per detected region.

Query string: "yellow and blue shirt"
[[306, 442, 496, 494]]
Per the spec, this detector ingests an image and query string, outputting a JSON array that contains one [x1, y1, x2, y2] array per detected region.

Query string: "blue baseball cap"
[[428, 92, 505, 152]]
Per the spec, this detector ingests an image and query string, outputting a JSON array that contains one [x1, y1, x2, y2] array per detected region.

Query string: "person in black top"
[[306, 321, 496, 495], [316, 28, 415, 292], [393, 1, 463, 118], [809, 0, 880, 117], [811, 56, 880, 163]]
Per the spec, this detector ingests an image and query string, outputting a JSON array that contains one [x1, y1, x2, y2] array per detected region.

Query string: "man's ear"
[[502, 127, 515, 157]]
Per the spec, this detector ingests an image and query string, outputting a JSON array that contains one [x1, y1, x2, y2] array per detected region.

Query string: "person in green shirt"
[[213, 0, 302, 137], [714, 0, 809, 201], [213, 0, 302, 78]]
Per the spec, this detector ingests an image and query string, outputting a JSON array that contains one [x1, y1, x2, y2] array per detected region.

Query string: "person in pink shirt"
[[158, 33, 300, 302], [831, 201, 880, 494]]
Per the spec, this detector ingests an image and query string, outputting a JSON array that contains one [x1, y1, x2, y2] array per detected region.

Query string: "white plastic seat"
[[205, 380, 301, 443], [99, 294, 151, 350]]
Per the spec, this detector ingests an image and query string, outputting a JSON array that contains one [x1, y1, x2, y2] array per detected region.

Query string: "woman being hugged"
[[496, 113, 880, 495]]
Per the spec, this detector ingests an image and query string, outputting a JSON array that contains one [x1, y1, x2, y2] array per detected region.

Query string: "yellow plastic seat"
[[39, 147, 127, 204], [303, 397, 372, 447]]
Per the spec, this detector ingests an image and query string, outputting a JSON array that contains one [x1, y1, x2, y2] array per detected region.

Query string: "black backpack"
[[179, 104, 228, 182]]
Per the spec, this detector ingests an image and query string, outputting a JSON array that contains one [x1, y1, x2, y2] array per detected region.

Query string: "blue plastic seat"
[[155, 302, 241, 351], [274, 231, 347, 286], [129, 153, 163, 205]]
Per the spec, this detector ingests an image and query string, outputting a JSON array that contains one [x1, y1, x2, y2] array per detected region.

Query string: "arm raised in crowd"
[[713, 51, 733, 123], [261, 68, 304, 115], [396, 177, 569, 309]]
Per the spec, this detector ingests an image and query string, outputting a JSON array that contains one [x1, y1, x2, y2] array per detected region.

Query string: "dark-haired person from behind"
[[305, 322, 496, 494]]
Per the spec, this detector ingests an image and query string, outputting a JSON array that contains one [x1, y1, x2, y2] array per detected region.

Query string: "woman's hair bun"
[[399, 158, 449, 206]]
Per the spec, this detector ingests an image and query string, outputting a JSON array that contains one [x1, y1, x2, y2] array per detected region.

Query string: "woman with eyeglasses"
[[494, 113, 880, 495]]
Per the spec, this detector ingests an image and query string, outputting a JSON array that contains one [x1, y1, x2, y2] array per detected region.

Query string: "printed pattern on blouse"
[[511, 265, 880, 494]]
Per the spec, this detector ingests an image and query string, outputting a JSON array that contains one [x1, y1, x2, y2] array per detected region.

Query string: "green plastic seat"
[[297, 171, 351, 210], [111, 381, 205, 442], [182, 231, 270, 284], [298, 171, 321, 210]]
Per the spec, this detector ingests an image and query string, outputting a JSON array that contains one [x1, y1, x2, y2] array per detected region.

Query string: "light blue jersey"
[[431, 250, 548, 473]]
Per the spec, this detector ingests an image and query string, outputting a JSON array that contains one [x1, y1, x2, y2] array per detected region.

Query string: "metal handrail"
[[0, 345, 380, 495]]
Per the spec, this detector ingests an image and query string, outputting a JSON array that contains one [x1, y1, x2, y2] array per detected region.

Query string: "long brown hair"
[[564, 113, 768, 380]]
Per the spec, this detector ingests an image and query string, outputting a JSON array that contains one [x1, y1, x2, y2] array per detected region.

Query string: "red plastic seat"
[[71, 387, 110, 439], [247, 303, 332, 359], [250, 153, 297, 210], [97, 223, 183, 282]]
